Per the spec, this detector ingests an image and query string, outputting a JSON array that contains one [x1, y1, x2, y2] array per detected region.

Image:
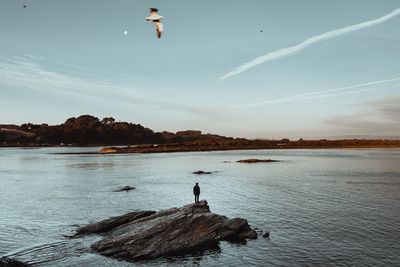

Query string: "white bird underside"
[[145, 10, 164, 38]]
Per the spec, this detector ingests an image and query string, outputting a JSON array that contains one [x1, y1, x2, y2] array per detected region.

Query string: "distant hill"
[[0, 115, 227, 146], [0, 127, 35, 142], [1, 115, 400, 148], [323, 135, 400, 140]]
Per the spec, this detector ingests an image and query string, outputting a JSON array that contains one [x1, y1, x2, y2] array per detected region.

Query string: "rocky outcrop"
[[77, 200, 257, 262], [237, 158, 280, 163]]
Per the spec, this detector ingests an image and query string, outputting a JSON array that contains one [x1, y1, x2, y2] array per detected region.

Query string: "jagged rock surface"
[[75, 211, 155, 236], [78, 200, 257, 261]]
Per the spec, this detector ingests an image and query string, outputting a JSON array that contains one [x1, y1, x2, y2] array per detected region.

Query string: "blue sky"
[[0, 0, 399, 138]]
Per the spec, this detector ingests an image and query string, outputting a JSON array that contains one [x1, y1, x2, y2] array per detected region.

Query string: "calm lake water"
[[0, 148, 399, 266]]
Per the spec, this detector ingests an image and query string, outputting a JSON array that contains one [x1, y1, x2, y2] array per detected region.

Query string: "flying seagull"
[[145, 8, 164, 38]]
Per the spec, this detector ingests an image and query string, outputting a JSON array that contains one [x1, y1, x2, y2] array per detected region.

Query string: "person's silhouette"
[[193, 182, 200, 203]]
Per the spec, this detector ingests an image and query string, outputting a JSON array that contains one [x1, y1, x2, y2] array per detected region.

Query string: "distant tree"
[[21, 123, 34, 130], [75, 115, 100, 129], [101, 117, 115, 125], [64, 117, 76, 125]]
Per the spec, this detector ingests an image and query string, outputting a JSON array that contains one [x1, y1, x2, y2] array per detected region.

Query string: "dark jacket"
[[193, 185, 200, 195]]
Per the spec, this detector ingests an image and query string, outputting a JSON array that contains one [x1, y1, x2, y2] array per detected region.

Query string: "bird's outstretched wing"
[[146, 15, 163, 21]]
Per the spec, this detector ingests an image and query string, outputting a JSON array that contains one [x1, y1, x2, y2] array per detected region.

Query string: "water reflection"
[[0, 148, 399, 266]]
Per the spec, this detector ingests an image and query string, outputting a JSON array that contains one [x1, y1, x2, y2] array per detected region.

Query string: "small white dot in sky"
[[123, 30, 128, 35]]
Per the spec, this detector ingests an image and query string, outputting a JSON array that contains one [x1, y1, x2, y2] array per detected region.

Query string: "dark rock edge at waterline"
[[0, 256, 31, 267], [74, 200, 257, 262], [237, 158, 280, 163], [113, 185, 135, 192]]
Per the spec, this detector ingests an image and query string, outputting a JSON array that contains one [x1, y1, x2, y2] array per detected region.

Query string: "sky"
[[0, 0, 399, 139]]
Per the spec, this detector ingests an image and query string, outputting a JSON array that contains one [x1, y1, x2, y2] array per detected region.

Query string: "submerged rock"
[[77, 200, 257, 262], [192, 170, 213, 175], [262, 231, 270, 238], [113, 186, 135, 192], [0, 257, 31, 267], [237, 158, 280, 163]]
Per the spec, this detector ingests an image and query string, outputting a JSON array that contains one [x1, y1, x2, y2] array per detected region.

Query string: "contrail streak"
[[219, 7, 400, 80], [232, 76, 400, 108]]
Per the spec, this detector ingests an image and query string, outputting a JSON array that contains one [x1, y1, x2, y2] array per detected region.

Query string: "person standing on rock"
[[193, 182, 200, 203]]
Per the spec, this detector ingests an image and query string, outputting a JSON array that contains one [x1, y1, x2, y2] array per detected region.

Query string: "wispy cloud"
[[232, 76, 400, 108], [219, 7, 400, 80], [0, 55, 232, 122], [0, 55, 200, 113], [325, 97, 400, 135]]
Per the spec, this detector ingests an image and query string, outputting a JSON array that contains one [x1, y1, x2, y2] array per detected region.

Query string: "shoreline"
[[3, 139, 400, 155], [49, 144, 400, 155]]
